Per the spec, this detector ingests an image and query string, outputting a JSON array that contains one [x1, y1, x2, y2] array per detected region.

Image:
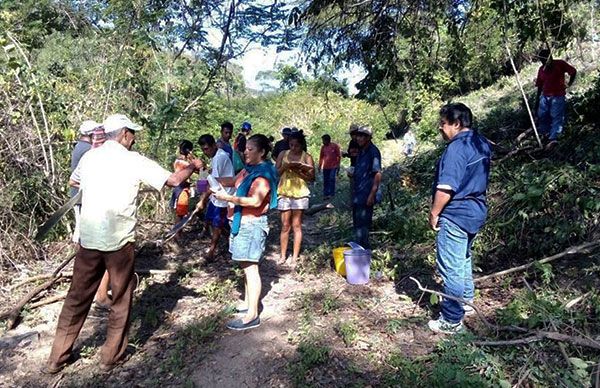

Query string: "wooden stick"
[[51, 251, 76, 277], [409, 279, 600, 351], [408, 277, 527, 334], [9, 251, 75, 291], [0, 275, 65, 329], [504, 43, 543, 149], [9, 274, 55, 291], [540, 330, 600, 350], [475, 241, 600, 283], [473, 335, 543, 347], [29, 293, 66, 309]]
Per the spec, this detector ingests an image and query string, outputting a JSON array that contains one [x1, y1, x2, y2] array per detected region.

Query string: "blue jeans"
[[352, 205, 373, 249], [322, 168, 337, 197], [537, 95, 566, 141], [436, 217, 475, 323]]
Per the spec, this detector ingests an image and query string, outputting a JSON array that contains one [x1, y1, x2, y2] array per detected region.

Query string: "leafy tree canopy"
[[292, 0, 589, 106]]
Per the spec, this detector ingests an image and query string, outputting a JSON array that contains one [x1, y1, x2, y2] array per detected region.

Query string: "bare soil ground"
[[0, 200, 510, 388]]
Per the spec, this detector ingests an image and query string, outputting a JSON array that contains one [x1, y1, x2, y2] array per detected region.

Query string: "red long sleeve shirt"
[[535, 59, 577, 97]]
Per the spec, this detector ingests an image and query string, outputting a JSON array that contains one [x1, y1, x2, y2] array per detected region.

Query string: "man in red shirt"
[[319, 134, 341, 199], [535, 49, 577, 148]]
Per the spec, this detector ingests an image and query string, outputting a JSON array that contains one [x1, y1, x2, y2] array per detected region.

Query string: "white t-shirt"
[[209, 148, 235, 208], [70, 140, 171, 251]]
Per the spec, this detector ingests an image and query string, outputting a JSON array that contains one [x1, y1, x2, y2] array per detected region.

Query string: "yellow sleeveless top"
[[278, 151, 311, 198]]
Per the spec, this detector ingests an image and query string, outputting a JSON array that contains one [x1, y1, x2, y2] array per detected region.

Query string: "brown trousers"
[[48, 242, 135, 366]]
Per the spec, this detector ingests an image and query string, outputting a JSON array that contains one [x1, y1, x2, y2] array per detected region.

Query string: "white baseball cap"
[[103, 114, 143, 133], [79, 120, 101, 135], [356, 125, 373, 136]]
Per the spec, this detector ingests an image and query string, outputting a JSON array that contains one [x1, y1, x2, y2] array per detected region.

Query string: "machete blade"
[[35, 191, 82, 241]]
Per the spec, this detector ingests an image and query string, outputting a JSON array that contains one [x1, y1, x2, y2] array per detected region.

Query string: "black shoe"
[[226, 317, 260, 331]]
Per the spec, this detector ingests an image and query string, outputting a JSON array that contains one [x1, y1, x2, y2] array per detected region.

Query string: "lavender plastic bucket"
[[197, 179, 209, 193], [343, 248, 371, 285]]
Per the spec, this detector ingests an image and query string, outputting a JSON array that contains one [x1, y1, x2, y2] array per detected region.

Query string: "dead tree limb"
[[497, 145, 534, 163], [410, 277, 600, 351], [51, 251, 76, 277], [475, 241, 600, 283], [9, 274, 54, 291], [475, 332, 600, 351], [29, 293, 67, 309], [408, 277, 527, 334], [0, 275, 66, 329], [305, 203, 335, 216], [473, 335, 544, 347], [9, 252, 75, 291], [2, 252, 75, 329]]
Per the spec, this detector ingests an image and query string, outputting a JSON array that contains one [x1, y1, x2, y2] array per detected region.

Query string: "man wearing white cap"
[[45, 114, 204, 374], [70, 120, 101, 243]]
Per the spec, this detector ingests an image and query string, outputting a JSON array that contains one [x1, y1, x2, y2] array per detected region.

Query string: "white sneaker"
[[427, 316, 465, 334], [463, 300, 475, 316], [463, 305, 475, 316]]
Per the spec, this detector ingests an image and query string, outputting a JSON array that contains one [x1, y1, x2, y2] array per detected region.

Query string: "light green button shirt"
[[71, 140, 171, 251]]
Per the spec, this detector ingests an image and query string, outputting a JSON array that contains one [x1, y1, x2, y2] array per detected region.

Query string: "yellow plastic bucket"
[[333, 247, 349, 276]]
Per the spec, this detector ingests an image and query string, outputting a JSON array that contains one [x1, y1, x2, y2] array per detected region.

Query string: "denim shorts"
[[229, 216, 269, 262]]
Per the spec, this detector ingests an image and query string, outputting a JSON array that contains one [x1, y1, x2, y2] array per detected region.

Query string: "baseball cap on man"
[[79, 120, 101, 135], [281, 127, 293, 135], [241, 121, 252, 132], [348, 123, 360, 134], [103, 114, 143, 133], [356, 125, 373, 136]]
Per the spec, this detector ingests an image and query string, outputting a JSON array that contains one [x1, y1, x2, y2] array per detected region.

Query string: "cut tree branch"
[[475, 241, 600, 283], [410, 276, 600, 351], [408, 276, 527, 334]]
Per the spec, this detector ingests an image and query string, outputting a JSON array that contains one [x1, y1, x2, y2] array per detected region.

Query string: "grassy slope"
[[300, 47, 600, 386]]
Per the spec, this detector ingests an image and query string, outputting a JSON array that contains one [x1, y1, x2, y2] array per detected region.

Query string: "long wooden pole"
[[504, 43, 543, 149]]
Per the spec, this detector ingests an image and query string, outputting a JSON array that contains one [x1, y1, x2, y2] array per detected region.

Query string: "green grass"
[[287, 338, 332, 387], [335, 319, 358, 347], [198, 279, 235, 303]]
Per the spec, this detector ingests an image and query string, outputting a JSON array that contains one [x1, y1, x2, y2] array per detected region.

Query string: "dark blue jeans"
[[436, 217, 476, 323], [322, 168, 337, 197], [538, 95, 566, 141], [352, 205, 373, 249]]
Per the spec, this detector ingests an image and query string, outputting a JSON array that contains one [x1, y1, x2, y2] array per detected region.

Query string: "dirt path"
[[1, 203, 450, 387], [191, 256, 301, 388]]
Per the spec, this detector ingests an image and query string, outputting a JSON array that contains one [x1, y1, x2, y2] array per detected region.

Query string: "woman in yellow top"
[[275, 130, 315, 265]]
